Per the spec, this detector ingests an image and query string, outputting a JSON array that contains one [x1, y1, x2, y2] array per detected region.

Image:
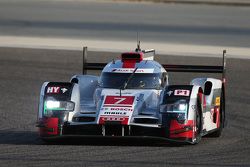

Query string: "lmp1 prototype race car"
[[37, 45, 226, 144]]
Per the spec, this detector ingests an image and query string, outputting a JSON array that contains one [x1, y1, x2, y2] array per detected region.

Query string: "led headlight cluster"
[[160, 100, 187, 113], [160, 100, 188, 124], [173, 102, 187, 113], [43, 100, 75, 117], [44, 100, 75, 111]]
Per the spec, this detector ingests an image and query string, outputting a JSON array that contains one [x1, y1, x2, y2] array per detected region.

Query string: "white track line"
[[0, 35, 249, 59]]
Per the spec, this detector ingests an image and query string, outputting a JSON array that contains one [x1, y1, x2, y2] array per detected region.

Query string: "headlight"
[[44, 100, 75, 111], [178, 103, 187, 111], [160, 100, 188, 124], [46, 101, 60, 109], [173, 103, 187, 112], [160, 100, 188, 113]]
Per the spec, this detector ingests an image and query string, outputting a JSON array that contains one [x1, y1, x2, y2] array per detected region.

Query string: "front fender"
[[37, 82, 80, 137], [161, 85, 202, 142]]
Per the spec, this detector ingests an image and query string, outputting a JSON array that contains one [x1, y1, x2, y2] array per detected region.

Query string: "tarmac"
[[112, 0, 250, 6], [2, 0, 250, 6], [0, 0, 249, 58], [53, 0, 250, 6]]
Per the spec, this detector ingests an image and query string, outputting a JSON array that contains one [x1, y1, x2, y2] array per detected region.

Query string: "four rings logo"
[[101, 117, 126, 121]]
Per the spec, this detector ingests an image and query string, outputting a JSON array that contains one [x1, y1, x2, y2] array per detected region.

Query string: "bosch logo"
[[110, 108, 133, 111]]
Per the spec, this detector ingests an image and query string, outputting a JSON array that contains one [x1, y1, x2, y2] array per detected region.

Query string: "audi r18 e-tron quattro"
[[37, 45, 226, 144]]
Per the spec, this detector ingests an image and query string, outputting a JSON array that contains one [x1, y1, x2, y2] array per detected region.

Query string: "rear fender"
[[191, 77, 224, 131]]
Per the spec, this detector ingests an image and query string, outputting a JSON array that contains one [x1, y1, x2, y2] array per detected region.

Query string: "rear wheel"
[[208, 90, 224, 137]]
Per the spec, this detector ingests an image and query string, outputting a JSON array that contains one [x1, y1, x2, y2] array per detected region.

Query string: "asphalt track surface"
[[0, 47, 250, 167]]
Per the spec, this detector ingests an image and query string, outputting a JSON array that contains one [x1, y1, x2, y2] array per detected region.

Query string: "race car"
[[37, 45, 226, 144]]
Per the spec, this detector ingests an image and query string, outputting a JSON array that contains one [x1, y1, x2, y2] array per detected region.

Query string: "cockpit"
[[99, 72, 167, 89]]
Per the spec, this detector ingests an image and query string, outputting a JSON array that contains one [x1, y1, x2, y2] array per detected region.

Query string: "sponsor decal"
[[61, 88, 68, 93], [47, 87, 60, 94], [215, 97, 220, 106], [174, 89, 190, 96], [167, 91, 173, 96], [99, 116, 129, 125], [46, 87, 68, 94], [100, 108, 132, 117], [101, 116, 127, 122], [111, 68, 154, 73], [103, 111, 127, 115], [115, 92, 131, 94], [103, 96, 134, 107], [110, 108, 133, 111]]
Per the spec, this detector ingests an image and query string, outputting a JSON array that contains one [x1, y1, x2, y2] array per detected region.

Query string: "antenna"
[[136, 32, 141, 52]]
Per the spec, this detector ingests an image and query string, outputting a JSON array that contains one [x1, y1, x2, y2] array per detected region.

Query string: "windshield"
[[99, 72, 162, 89]]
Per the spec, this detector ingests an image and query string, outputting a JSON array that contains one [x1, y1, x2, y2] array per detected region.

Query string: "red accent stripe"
[[122, 59, 137, 68], [198, 92, 206, 108], [215, 106, 220, 128], [39, 117, 59, 136], [169, 120, 194, 138]]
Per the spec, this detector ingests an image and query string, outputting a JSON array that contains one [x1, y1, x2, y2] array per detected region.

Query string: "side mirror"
[[204, 81, 212, 95]]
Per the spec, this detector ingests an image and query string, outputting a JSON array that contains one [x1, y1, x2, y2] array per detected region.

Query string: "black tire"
[[208, 90, 224, 137], [191, 97, 202, 144], [40, 137, 58, 144]]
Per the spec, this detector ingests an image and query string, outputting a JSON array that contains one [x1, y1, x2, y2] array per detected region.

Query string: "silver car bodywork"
[[37, 47, 226, 144]]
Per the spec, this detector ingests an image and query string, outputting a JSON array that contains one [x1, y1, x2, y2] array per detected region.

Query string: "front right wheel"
[[191, 97, 202, 144]]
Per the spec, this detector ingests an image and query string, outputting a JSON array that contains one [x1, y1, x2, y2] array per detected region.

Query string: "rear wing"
[[162, 50, 226, 83], [82, 47, 226, 82], [82, 47, 106, 74]]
